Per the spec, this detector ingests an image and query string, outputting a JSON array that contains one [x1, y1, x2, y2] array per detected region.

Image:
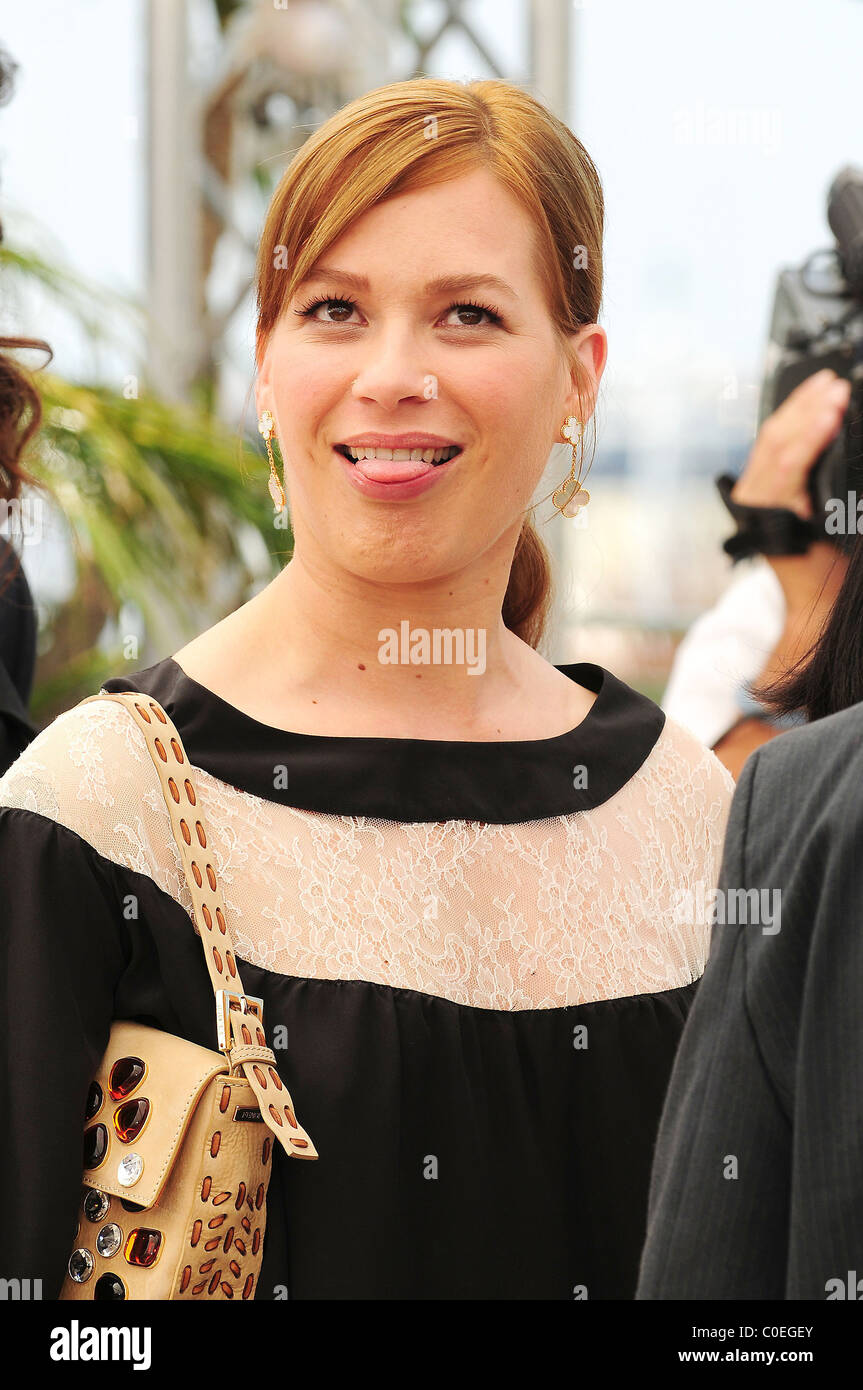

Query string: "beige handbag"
[[59, 690, 318, 1301]]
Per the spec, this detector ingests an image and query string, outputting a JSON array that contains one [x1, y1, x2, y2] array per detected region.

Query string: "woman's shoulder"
[[625, 707, 737, 853], [644, 706, 736, 804], [0, 690, 169, 856], [662, 709, 735, 775]]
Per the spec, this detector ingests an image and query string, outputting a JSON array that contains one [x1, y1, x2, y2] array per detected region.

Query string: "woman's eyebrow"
[[295, 266, 519, 300]]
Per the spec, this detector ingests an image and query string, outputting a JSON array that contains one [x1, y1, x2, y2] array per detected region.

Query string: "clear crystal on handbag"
[[116, 1152, 144, 1187], [68, 1248, 95, 1283], [83, 1188, 111, 1222], [96, 1223, 122, 1257]]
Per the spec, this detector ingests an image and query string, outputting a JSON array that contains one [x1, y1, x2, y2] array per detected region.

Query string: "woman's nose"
[[350, 327, 433, 409]]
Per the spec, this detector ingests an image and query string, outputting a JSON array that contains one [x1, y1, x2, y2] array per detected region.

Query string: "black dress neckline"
[[99, 654, 665, 823]]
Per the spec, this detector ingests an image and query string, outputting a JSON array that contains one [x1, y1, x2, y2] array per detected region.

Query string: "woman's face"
[[256, 166, 606, 586]]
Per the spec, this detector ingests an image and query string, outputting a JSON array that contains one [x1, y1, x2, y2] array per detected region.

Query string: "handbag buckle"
[[215, 989, 265, 1054]]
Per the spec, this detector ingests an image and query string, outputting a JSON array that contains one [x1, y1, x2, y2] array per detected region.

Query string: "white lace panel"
[[0, 701, 735, 1010]]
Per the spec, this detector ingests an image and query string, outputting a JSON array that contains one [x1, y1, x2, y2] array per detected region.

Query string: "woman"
[[662, 368, 851, 778], [0, 78, 734, 1300], [636, 426, 863, 1299]]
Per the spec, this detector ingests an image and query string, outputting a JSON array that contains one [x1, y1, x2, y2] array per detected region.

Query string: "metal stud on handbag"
[[58, 690, 318, 1301]]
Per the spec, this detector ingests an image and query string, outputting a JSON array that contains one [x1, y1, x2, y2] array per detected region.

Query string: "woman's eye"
[[442, 303, 501, 328], [295, 297, 502, 328], [304, 298, 357, 323]]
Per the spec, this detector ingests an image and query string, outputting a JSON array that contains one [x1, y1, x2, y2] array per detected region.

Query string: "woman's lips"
[[334, 447, 461, 498]]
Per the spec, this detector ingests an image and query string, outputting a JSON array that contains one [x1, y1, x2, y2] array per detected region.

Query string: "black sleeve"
[[0, 807, 129, 1297], [0, 542, 38, 776], [0, 719, 25, 781], [634, 749, 793, 1299], [0, 659, 37, 778]]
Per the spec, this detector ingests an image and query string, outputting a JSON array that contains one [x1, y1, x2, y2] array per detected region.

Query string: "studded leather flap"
[[82, 1020, 229, 1209]]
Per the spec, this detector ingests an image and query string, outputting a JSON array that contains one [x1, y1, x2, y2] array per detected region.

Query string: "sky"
[[573, 0, 863, 450], [0, 0, 145, 323]]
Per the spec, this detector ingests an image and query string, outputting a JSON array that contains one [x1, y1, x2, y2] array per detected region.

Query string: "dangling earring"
[[258, 410, 286, 512], [552, 416, 590, 517]]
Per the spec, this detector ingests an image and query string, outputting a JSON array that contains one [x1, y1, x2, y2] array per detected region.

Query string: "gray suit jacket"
[[636, 700, 863, 1299]]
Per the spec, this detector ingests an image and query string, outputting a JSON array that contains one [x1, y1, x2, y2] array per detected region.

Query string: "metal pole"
[[529, 0, 575, 656], [146, 0, 201, 403], [530, 0, 571, 118]]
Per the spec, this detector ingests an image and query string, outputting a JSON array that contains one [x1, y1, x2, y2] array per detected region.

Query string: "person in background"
[[0, 50, 44, 773], [0, 369, 40, 775], [663, 369, 852, 778], [636, 481, 863, 1298]]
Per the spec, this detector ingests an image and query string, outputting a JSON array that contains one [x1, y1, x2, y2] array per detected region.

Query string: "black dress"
[[0, 655, 733, 1299]]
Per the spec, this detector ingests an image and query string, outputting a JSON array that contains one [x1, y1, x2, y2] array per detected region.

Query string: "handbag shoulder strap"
[[79, 688, 318, 1162]]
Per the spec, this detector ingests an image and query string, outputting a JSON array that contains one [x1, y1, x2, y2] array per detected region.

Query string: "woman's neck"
[[172, 551, 596, 741]]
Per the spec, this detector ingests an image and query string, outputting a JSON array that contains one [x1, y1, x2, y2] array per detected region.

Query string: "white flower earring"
[[552, 416, 590, 517], [259, 410, 286, 512]]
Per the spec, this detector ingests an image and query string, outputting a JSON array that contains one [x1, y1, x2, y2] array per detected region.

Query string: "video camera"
[[758, 165, 863, 552]]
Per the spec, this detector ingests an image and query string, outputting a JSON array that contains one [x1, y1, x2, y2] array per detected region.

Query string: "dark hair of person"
[[751, 531, 863, 723]]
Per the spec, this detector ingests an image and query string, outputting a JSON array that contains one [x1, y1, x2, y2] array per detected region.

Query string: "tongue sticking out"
[[352, 456, 437, 483]]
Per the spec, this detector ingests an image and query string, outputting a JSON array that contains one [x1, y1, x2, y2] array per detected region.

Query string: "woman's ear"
[[567, 323, 607, 421], [255, 344, 273, 422]]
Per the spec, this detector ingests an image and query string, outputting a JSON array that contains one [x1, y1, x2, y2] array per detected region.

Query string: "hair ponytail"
[[502, 519, 553, 650]]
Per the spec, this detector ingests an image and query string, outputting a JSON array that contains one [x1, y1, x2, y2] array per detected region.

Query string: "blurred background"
[[2, 0, 863, 721]]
